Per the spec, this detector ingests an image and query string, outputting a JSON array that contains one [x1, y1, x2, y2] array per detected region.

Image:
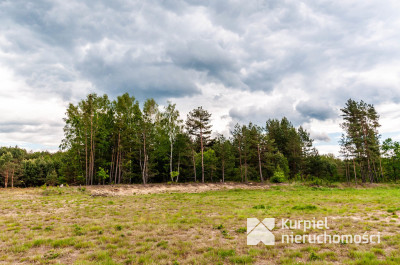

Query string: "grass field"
[[1, 184, 400, 264]]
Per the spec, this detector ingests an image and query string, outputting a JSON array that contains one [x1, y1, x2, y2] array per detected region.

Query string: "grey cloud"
[[2, 0, 400, 104], [167, 40, 241, 88], [309, 131, 331, 142], [76, 53, 201, 100], [229, 101, 301, 128], [1, 0, 400, 150], [296, 100, 337, 121], [0, 121, 63, 134]]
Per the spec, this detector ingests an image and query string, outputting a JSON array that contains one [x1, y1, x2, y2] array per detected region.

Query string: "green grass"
[[0, 184, 399, 264]]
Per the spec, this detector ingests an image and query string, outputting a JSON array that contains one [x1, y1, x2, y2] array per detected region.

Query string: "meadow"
[[0, 183, 400, 264]]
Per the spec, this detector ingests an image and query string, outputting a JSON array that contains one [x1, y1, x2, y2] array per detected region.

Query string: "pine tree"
[[340, 99, 381, 183], [232, 123, 244, 182], [214, 134, 233, 183], [186, 107, 212, 183], [266, 118, 302, 178]]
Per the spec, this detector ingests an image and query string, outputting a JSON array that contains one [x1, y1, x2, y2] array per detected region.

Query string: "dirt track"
[[87, 182, 270, 196]]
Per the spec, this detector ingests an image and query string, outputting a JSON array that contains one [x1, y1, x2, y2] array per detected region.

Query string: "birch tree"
[[162, 102, 182, 182]]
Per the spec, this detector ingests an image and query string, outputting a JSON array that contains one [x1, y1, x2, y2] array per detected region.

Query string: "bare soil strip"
[[87, 182, 270, 196]]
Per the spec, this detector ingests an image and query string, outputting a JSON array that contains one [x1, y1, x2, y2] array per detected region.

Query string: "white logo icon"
[[247, 218, 275, 245]]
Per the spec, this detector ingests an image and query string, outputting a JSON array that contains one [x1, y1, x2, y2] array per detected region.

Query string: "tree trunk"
[[118, 151, 122, 184], [85, 131, 88, 185], [379, 157, 384, 181], [145, 154, 149, 183], [142, 131, 147, 184], [372, 161, 378, 183], [114, 133, 120, 184], [243, 134, 248, 183], [11, 168, 14, 188], [4, 170, 8, 188], [360, 162, 366, 183], [200, 128, 204, 183], [244, 162, 248, 183], [110, 148, 114, 183], [90, 132, 95, 185], [170, 141, 173, 180], [93, 131, 96, 185], [367, 157, 373, 183], [238, 138, 243, 182], [361, 123, 373, 183], [90, 113, 93, 185], [192, 148, 196, 182], [353, 158, 357, 184], [222, 159, 225, 183], [176, 152, 180, 183], [139, 145, 143, 174], [257, 144, 264, 183]]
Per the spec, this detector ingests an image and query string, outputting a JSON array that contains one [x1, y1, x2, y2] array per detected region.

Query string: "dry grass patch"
[[0, 184, 400, 264]]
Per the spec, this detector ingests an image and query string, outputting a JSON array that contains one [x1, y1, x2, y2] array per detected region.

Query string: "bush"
[[45, 170, 58, 186], [236, 227, 247, 233], [270, 169, 286, 183], [41, 187, 63, 196], [292, 205, 317, 211], [252, 204, 270, 209], [97, 167, 108, 183]]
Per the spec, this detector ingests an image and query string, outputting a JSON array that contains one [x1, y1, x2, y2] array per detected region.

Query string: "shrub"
[[97, 167, 108, 182], [214, 224, 224, 230], [270, 168, 286, 183], [309, 251, 320, 261], [292, 205, 317, 211], [236, 227, 246, 233], [252, 204, 267, 209]]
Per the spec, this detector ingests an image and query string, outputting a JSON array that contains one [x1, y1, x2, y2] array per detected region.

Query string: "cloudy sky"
[[1, 0, 400, 155]]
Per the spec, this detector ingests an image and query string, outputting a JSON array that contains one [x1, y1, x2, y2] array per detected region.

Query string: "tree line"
[[0, 95, 398, 187]]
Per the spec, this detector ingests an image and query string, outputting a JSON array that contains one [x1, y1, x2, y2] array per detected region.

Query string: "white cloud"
[[0, 64, 66, 148]]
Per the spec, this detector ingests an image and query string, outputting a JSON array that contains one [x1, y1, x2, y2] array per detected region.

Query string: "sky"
[[1, 0, 400, 155]]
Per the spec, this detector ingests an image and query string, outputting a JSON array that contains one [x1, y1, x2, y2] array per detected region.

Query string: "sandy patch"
[[87, 182, 270, 196]]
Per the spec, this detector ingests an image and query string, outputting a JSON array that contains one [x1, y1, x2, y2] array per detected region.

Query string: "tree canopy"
[[1, 95, 395, 187]]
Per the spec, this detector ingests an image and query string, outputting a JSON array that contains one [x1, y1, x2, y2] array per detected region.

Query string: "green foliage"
[[0, 96, 385, 186], [340, 99, 381, 183], [97, 167, 109, 181], [252, 204, 268, 209], [292, 205, 317, 211], [73, 224, 85, 236], [235, 227, 247, 233], [195, 149, 217, 182], [41, 187, 63, 196], [170, 171, 179, 182], [214, 224, 224, 230], [270, 167, 286, 183], [217, 249, 235, 258], [156, 240, 168, 249], [382, 138, 400, 182], [309, 251, 320, 261], [45, 170, 58, 186], [266, 118, 303, 178]]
